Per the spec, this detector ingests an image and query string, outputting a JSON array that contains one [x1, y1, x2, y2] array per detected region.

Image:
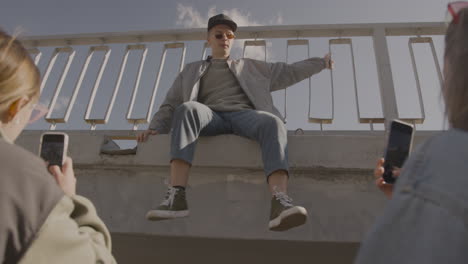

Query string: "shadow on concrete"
[[112, 233, 360, 264]]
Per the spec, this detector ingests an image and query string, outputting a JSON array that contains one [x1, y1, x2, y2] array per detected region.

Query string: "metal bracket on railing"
[[285, 39, 310, 123], [40, 47, 76, 130], [27, 48, 42, 65], [39, 47, 75, 94], [127, 42, 186, 130], [329, 38, 384, 131], [399, 37, 442, 126], [46, 46, 111, 130], [82, 46, 115, 130], [242, 40, 267, 61], [125, 45, 149, 130], [308, 40, 336, 130]]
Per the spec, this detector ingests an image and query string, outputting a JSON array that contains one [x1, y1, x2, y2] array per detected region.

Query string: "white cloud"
[[176, 4, 206, 28], [176, 4, 284, 61]]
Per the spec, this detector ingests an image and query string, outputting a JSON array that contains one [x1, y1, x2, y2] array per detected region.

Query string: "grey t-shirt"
[[198, 59, 253, 111]]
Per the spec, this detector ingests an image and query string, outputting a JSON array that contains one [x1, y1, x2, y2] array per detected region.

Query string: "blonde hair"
[[0, 30, 40, 115], [444, 8, 468, 131]]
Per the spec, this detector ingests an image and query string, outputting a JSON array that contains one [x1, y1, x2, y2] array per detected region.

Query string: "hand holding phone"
[[39, 132, 69, 168], [374, 158, 401, 198], [39, 132, 76, 196], [382, 120, 414, 184]]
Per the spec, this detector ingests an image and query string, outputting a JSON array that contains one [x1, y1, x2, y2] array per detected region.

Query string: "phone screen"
[[40, 134, 65, 167], [383, 121, 413, 184]]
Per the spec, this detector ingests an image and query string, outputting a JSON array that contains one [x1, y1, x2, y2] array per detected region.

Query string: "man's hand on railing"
[[323, 53, 334, 70], [374, 158, 401, 199], [137, 129, 158, 143]]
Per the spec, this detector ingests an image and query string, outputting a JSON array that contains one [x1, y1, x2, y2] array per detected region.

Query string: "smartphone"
[[382, 120, 414, 184], [39, 132, 69, 168]]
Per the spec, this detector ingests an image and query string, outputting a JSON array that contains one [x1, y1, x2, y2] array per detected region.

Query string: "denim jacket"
[[355, 128, 468, 263], [149, 57, 326, 133]]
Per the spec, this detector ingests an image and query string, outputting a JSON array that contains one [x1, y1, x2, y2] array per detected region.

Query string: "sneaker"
[[146, 186, 189, 221], [268, 190, 308, 231]]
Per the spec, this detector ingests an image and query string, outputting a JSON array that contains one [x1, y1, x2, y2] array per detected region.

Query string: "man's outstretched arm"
[[269, 53, 333, 92]]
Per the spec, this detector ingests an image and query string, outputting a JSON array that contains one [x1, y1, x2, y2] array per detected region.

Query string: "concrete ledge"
[[17, 130, 437, 169]]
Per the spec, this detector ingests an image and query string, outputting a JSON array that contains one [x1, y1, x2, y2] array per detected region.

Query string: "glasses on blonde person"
[[446, 1, 468, 25], [215, 32, 235, 40], [28, 103, 48, 124]]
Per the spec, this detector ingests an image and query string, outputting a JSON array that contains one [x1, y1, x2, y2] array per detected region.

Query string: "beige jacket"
[[0, 129, 116, 264]]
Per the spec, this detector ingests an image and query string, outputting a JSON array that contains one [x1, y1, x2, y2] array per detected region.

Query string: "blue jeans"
[[170, 101, 288, 178]]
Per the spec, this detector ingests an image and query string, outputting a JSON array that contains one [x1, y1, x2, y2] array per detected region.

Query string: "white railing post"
[[372, 27, 399, 130]]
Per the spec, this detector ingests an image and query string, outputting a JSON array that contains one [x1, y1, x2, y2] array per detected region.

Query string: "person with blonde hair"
[[356, 2, 468, 263], [0, 30, 116, 264]]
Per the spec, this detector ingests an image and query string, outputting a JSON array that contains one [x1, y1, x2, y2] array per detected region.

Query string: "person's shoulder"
[[421, 129, 468, 156], [402, 129, 468, 186], [0, 139, 50, 179], [0, 139, 43, 165]]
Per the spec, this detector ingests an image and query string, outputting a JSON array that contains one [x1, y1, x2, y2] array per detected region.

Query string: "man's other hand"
[[137, 129, 158, 142]]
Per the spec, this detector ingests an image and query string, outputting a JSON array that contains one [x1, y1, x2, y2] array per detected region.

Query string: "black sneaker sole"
[[269, 206, 308, 231]]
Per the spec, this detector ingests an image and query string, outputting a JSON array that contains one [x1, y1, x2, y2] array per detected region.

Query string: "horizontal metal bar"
[[90, 46, 111, 52], [286, 39, 309, 46], [164, 42, 185, 49], [127, 44, 146, 50], [27, 47, 40, 54], [329, 38, 352, 45], [308, 118, 333, 124], [409, 37, 433, 44], [399, 118, 425, 124], [244, 40, 267, 47], [85, 119, 107, 125], [359, 118, 385, 123], [19, 22, 445, 48]]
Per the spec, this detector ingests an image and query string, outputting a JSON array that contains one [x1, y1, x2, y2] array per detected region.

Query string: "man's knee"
[[175, 101, 205, 116], [258, 113, 285, 131]]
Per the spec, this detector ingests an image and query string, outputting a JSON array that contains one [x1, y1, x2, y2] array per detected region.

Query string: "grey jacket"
[[149, 57, 326, 133], [355, 128, 468, 264]]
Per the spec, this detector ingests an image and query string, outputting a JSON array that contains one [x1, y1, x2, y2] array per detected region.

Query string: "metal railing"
[[22, 22, 446, 132]]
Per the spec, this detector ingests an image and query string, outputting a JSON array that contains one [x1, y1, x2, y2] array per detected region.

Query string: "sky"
[[0, 0, 451, 139], [1, 0, 450, 35]]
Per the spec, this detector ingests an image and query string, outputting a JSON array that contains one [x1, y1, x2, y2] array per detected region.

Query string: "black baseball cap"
[[207, 14, 237, 32]]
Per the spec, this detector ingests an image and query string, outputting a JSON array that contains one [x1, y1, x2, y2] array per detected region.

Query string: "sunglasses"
[[214, 32, 235, 40], [28, 103, 49, 124], [446, 1, 468, 25]]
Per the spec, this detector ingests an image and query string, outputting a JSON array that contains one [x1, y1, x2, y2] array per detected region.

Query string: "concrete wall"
[[16, 130, 436, 262]]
